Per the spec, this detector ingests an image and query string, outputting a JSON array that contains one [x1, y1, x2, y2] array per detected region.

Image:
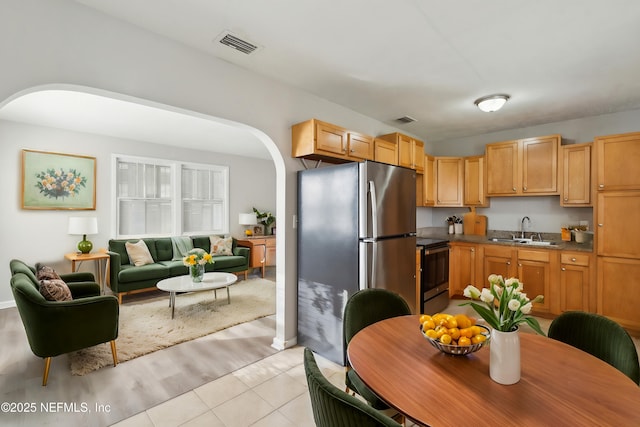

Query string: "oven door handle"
[[423, 246, 449, 256]]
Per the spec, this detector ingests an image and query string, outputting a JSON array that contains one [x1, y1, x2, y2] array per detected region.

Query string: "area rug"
[[69, 278, 276, 375]]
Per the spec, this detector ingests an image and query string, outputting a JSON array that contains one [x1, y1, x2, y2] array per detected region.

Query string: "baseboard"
[[0, 300, 16, 310], [271, 336, 297, 351]]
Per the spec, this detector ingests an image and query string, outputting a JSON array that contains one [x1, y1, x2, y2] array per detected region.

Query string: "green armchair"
[[9, 259, 119, 386]]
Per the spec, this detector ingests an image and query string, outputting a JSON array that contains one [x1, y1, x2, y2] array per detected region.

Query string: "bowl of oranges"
[[419, 313, 490, 355]]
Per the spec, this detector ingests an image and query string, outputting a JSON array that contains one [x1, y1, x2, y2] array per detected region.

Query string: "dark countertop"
[[417, 227, 593, 253]]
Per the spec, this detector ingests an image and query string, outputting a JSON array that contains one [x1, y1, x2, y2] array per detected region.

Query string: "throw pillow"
[[125, 240, 154, 266], [39, 279, 73, 301], [210, 235, 233, 256], [35, 263, 62, 281]]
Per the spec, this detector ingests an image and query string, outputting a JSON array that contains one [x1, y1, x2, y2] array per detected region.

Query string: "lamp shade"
[[68, 217, 98, 235], [238, 213, 258, 226], [474, 94, 510, 112]]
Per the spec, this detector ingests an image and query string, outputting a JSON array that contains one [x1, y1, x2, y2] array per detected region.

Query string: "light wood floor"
[[0, 269, 285, 426]]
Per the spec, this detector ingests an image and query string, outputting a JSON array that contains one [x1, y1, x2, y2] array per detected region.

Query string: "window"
[[182, 165, 228, 234], [114, 155, 229, 237]]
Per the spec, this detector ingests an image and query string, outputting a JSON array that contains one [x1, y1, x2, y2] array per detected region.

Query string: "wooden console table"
[[64, 251, 110, 294], [237, 236, 275, 278]]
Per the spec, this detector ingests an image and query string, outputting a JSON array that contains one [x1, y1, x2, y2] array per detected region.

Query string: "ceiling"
[[72, 0, 640, 144], [4, 1, 640, 156]]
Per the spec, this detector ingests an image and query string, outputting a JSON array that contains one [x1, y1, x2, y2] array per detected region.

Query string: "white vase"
[[454, 223, 463, 234], [448, 224, 454, 234], [489, 328, 521, 385]]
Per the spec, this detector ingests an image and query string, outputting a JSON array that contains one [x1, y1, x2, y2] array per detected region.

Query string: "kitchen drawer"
[[518, 249, 550, 262], [561, 253, 590, 266]]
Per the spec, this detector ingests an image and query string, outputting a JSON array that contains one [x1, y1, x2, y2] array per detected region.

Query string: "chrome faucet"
[[520, 216, 531, 238]]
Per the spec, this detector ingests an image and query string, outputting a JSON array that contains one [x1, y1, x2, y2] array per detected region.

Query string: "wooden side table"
[[236, 236, 276, 278], [64, 251, 110, 294]]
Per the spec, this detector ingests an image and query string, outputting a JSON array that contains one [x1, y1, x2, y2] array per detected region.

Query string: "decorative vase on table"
[[490, 327, 521, 385], [190, 264, 205, 283], [461, 274, 546, 385]]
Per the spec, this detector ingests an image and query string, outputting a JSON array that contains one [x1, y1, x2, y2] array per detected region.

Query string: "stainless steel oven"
[[417, 238, 449, 314]]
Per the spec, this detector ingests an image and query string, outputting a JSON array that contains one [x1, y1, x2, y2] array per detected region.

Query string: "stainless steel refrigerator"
[[297, 160, 416, 365]]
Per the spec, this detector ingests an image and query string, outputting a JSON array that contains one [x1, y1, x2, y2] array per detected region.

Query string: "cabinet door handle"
[[598, 223, 604, 227], [561, 267, 566, 271], [599, 184, 604, 188], [564, 197, 568, 201], [571, 258, 577, 262], [471, 249, 475, 252], [518, 263, 522, 267], [523, 187, 527, 191], [507, 261, 511, 266], [512, 187, 517, 191]]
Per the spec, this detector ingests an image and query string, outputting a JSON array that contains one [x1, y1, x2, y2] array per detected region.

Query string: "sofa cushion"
[[210, 236, 233, 256], [118, 263, 170, 283], [158, 260, 189, 276], [39, 279, 73, 301], [154, 238, 174, 262], [125, 240, 154, 266], [208, 255, 247, 270]]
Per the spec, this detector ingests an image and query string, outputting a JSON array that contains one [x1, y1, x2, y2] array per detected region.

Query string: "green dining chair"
[[304, 348, 402, 427], [548, 311, 640, 384], [343, 288, 411, 417]]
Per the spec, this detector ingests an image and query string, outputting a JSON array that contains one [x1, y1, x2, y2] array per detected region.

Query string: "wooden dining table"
[[347, 315, 640, 427]]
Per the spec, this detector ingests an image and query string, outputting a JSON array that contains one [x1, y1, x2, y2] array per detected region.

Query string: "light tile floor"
[[110, 345, 344, 427]]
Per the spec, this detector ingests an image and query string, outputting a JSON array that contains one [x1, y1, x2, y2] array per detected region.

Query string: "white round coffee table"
[[156, 272, 238, 319]]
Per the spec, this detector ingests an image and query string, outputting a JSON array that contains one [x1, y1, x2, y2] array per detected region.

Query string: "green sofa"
[[9, 259, 119, 386], [107, 236, 250, 303]]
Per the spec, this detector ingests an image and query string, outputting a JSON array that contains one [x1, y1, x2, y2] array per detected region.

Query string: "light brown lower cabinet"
[[597, 256, 640, 333], [559, 252, 592, 313], [449, 243, 478, 297]]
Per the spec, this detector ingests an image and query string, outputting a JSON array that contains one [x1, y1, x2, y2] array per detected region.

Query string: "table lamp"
[[239, 213, 257, 237], [68, 217, 98, 254]]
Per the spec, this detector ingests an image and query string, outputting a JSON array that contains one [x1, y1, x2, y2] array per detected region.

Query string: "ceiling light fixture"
[[474, 94, 510, 112]]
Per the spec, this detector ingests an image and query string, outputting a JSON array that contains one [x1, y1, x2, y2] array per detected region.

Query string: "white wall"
[[0, 119, 275, 299], [0, 0, 410, 349]]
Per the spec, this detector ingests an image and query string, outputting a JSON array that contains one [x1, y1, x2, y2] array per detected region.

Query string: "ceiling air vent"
[[217, 31, 260, 55], [395, 116, 417, 124]]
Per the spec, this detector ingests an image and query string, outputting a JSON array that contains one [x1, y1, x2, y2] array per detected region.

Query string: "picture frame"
[[21, 149, 96, 210], [253, 225, 264, 236]]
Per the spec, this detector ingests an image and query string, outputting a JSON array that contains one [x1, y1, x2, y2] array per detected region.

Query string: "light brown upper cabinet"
[[561, 142, 592, 206], [292, 119, 374, 163], [486, 135, 560, 196], [434, 157, 463, 207], [377, 132, 424, 172], [423, 154, 435, 206], [464, 155, 488, 207], [373, 138, 398, 165], [595, 131, 640, 191]]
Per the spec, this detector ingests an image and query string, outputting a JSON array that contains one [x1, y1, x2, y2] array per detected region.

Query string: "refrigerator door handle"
[[369, 180, 378, 239], [371, 239, 377, 289]]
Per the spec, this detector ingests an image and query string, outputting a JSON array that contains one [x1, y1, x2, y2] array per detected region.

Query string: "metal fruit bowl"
[[420, 324, 491, 356]]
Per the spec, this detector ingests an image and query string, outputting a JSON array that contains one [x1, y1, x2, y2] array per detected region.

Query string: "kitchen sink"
[[488, 237, 557, 246]]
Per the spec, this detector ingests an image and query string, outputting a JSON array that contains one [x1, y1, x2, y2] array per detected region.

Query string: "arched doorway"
[[0, 84, 288, 349]]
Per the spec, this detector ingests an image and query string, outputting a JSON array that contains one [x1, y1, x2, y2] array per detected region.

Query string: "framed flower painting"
[[21, 149, 96, 210]]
